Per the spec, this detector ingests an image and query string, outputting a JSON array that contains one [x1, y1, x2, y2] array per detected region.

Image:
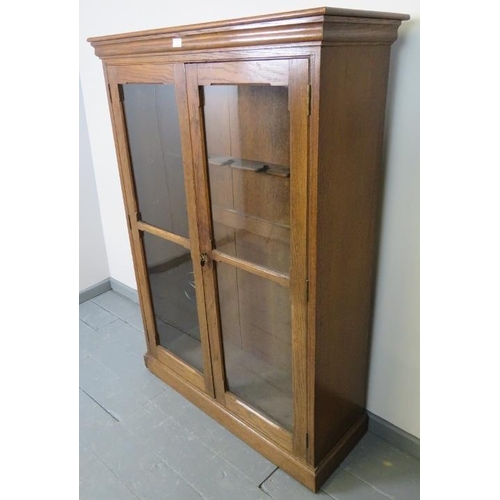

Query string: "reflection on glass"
[[122, 84, 189, 237], [142, 232, 203, 372], [203, 85, 290, 274], [217, 262, 293, 429]]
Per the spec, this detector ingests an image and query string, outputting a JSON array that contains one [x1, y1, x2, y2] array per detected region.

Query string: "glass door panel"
[[142, 232, 204, 373], [202, 82, 293, 428], [122, 83, 189, 237], [217, 262, 293, 429], [203, 85, 291, 275], [117, 75, 207, 379]]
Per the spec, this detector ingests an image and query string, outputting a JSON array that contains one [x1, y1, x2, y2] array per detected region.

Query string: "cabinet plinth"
[[89, 6, 409, 491]]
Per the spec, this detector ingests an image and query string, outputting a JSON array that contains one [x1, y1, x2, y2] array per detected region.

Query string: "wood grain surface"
[[91, 7, 409, 491]]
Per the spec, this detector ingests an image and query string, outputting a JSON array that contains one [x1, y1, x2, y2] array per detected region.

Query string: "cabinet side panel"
[[313, 45, 391, 464]]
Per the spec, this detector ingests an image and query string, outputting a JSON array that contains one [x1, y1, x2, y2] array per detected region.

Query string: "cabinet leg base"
[[313, 413, 368, 491]]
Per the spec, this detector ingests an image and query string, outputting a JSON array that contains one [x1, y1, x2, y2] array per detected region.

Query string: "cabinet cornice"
[[88, 7, 408, 59]]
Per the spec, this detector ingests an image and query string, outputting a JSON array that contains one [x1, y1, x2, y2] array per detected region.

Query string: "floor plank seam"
[[121, 321, 144, 334], [154, 453, 217, 500], [89, 297, 135, 318], [97, 318, 120, 328], [79, 387, 120, 422], [208, 443, 277, 487], [339, 466, 394, 499], [321, 492, 337, 499], [188, 429, 261, 484], [82, 443, 143, 500], [371, 433, 419, 460], [257, 466, 280, 498], [94, 306, 144, 333], [257, 466, 279, 489], [319, 484, 340, 500], [152, 452, 206, 500], [80, 317, 119, 331], [90, 294, 144, 333], [144, 398, 275, 495], [79, 317, 99, 331], [123, 393, 168, 423]]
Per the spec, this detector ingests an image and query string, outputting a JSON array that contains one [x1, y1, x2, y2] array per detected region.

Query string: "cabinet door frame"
[[185, 58, 310, 457], [104, 62, 215, 397]]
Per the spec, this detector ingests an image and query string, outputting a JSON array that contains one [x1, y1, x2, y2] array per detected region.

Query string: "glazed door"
[[106, 64, 214, 396], [186, 59, 309, 457]]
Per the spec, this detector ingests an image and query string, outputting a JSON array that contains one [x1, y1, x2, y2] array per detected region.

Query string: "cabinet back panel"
[[236, 85, 290, 166], [204, 85, 291, 277]]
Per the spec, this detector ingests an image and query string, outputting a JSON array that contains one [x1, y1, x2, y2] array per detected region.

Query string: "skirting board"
[[109, 278, 139, 303], [79, 279, 111, 303], [79, 279, 419, 459], [367, 411, 419, 459], [79, 277, 139, 304]]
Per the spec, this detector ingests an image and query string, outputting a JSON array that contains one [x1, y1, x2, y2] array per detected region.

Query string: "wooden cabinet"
[[88, 7, 409, 491]]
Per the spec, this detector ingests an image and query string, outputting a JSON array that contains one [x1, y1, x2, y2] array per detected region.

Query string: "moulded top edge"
[[87, 6, 410, 44]]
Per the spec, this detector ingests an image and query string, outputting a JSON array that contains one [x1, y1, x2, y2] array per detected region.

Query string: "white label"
[[172, 38, 182, 48]]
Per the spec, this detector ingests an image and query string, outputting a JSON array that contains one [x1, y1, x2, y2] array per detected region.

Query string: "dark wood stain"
[[313, 45, 392, 465]]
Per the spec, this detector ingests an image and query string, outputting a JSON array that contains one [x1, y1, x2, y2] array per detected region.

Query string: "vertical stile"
[[289, 58, 310, 460]]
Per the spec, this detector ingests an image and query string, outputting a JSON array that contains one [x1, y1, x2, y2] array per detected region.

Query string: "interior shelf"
[[209, 156, 290, 178]]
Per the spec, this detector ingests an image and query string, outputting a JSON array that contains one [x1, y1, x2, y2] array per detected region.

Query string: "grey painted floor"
[[80, 291, 420, 500]]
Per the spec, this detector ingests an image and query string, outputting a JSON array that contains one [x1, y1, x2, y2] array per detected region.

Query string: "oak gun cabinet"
[[88, 6, 409, 491]]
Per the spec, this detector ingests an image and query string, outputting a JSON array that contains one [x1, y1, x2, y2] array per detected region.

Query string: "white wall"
[[366, 16, 420, 438], [80, 0, 419, 437], [79, 79, 109, 290]]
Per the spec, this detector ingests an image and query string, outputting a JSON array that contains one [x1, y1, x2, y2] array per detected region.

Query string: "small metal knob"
[[200, 253, 208, 267]]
